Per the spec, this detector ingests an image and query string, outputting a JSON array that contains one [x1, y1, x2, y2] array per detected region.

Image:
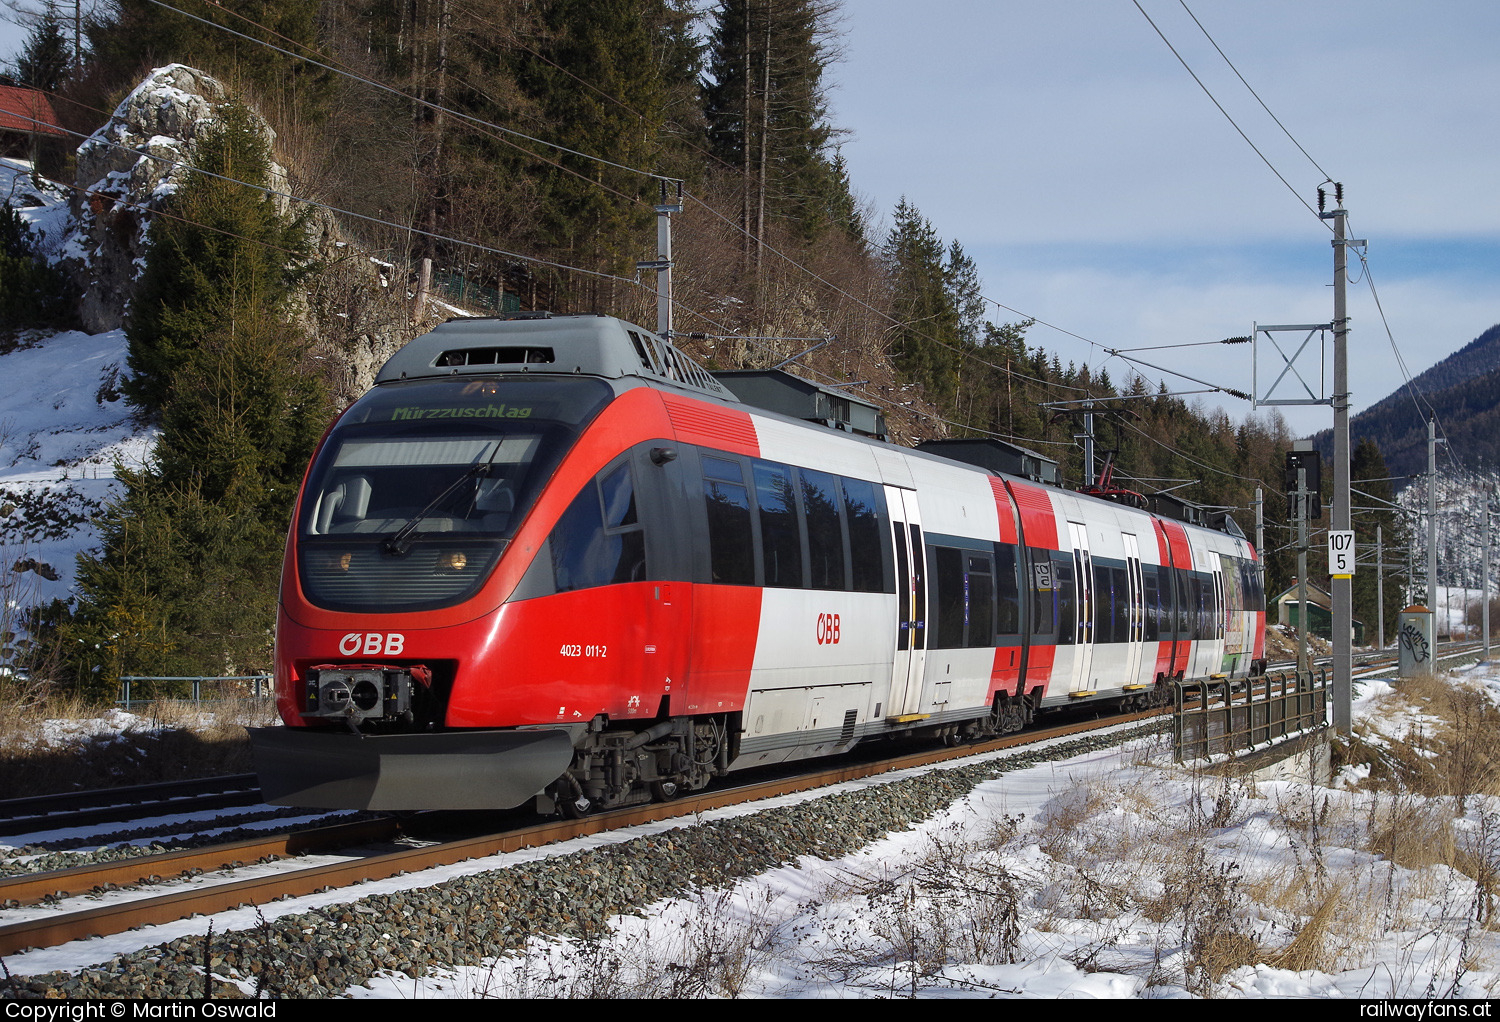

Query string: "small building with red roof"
[[0, 85, 68, 161]]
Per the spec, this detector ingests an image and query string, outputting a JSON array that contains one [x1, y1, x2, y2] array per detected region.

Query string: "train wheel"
[[651, 779, 682, 802]]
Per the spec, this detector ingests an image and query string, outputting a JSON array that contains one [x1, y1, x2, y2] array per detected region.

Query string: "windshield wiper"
[[382, 439, 504, 556]]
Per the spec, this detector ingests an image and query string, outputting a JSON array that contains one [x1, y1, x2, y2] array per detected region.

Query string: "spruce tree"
[[647, 0, 709, 183], [704, 0, 855, 247], [0, 202, 74, 328], [123, 102, 310, 416], [70, 100, 329, 697], [13, 1, 71, 91], [85, 1, 331, 120], [517, 0, 665, 296], [884, 198, 959, 409]]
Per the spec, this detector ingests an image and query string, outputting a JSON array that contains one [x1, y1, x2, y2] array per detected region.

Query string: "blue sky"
[[829, 1, 1500, 438], [3, 1, 1498, 440]]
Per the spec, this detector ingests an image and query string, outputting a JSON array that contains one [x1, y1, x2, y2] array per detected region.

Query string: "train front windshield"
[[296, 377, 613, 612]]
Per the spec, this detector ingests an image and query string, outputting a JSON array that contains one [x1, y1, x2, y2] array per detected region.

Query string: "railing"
[[1172, 669, 1328, 763], [431, 271, 520, 315], [116, 675, 272, 712]]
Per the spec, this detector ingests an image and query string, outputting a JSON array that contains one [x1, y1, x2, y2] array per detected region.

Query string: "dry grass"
[[0, 681, 274, 799]]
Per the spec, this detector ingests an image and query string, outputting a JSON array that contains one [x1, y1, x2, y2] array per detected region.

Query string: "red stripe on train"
[[1006, 481, 1056, 550], [988, 478, 1021, 546]]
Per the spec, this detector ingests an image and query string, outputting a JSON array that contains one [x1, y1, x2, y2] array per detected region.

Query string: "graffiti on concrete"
[[1399, 621, 1431, 663]]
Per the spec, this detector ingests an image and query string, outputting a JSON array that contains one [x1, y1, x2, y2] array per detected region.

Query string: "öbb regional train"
[[250, 313, 1267, 815]]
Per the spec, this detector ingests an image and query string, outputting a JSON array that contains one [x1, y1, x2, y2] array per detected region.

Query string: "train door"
[[1123, 533, 1145, 685], [1067, 521, 1095, 692], [1207, 562, 1227, 675], [886, 486, 927, 718]]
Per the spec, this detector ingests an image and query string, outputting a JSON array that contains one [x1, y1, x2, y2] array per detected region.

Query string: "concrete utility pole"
[[1324, 193, 1353, 734], [1376, 523, 1385, 649], [1485, 489, 1494, 661], [1294, 442, 1312, 677], [1428, 419, 1440, 614], [639, 181, 683, 339]]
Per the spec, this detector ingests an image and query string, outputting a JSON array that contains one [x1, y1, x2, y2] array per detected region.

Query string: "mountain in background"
[[1315, 322, 1500, 485]]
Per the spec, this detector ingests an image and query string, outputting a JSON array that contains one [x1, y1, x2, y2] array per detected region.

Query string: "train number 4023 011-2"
[[560, 644, 608, 657]]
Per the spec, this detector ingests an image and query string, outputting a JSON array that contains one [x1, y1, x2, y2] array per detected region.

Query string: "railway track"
[[12, 645, 1493, 959], [0, 707, 1161, 957], [0, 774, 266, 839], [1265, 638, 1486, 677]]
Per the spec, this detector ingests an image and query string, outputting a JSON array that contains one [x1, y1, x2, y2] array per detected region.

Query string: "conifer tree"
[[704, 0, 855, 249], [946, 240, 985, 347], [123, 102, 310, 416], [647, 0, 709, 182], [0, 201, 73, 326], [69, 101, 329, 696], [518, 0, 665, 297], [85, 0, 330, 119], [12, 1, 70, 90]]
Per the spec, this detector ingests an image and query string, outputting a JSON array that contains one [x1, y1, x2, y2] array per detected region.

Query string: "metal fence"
[[1172, 669, 1329, 763], [116, 675, 272, 712], [431, 271, 521, 315]]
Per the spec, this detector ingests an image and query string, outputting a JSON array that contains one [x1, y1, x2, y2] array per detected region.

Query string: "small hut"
[[0, 85, 68, 165]]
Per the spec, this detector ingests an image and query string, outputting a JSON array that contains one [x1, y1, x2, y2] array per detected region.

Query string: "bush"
[[0, 202, 74, 331]]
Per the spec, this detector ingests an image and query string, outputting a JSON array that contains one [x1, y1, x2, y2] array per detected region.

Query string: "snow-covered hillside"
[[1398, 468, 1500, 630], [1, 158, 155, 618]]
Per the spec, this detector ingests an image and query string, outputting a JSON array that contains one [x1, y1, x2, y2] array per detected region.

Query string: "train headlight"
[[436, 550, 468, 572]]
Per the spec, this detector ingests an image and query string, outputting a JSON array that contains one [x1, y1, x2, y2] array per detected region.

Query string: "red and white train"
[[250, 313, 1267, 814]]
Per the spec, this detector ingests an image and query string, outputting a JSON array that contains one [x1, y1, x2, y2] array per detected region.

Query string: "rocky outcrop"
[[58, 63, 425, 400], [61, 64, 285, 333]]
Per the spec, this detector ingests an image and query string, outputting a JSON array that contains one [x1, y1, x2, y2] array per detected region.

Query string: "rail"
[[1172, 669, 1329, 763]]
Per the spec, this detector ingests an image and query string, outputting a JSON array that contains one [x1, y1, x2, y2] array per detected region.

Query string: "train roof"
[[376, 313, 736, 403], [375, 314, 1249, 541]]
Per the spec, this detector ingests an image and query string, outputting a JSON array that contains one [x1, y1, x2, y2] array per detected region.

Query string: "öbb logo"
[[339, 632, 406, 656], [816, 613, 841, 645]]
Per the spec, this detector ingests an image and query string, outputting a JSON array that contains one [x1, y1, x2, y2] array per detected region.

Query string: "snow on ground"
[[3, 159, 152, 612], [0, 324, 147, 607], [7, 656, 1500, 998]]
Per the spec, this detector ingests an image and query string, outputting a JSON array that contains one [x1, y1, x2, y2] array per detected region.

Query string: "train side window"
[[1175, 568, 1191, 635], [842, 477, 889, 593], [1092, 564, 1114, 643], [1142, 567, 1160, 642], [754, 460, 803, 587], [1028, 547, 1056, 639], [702, 456, 755, 584], [800, 468, 847, 590], [551, 463, 646, 592], [967, 554, 995, 648], [1114, 565, 1131, 643], [995, 544, 1021, 636], [599, 462, 638, 528], [933, 546, 965, 649], [894, 525, 911, 651], [1055, 556, 1076, 644], [909, 525, 927, 649]]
